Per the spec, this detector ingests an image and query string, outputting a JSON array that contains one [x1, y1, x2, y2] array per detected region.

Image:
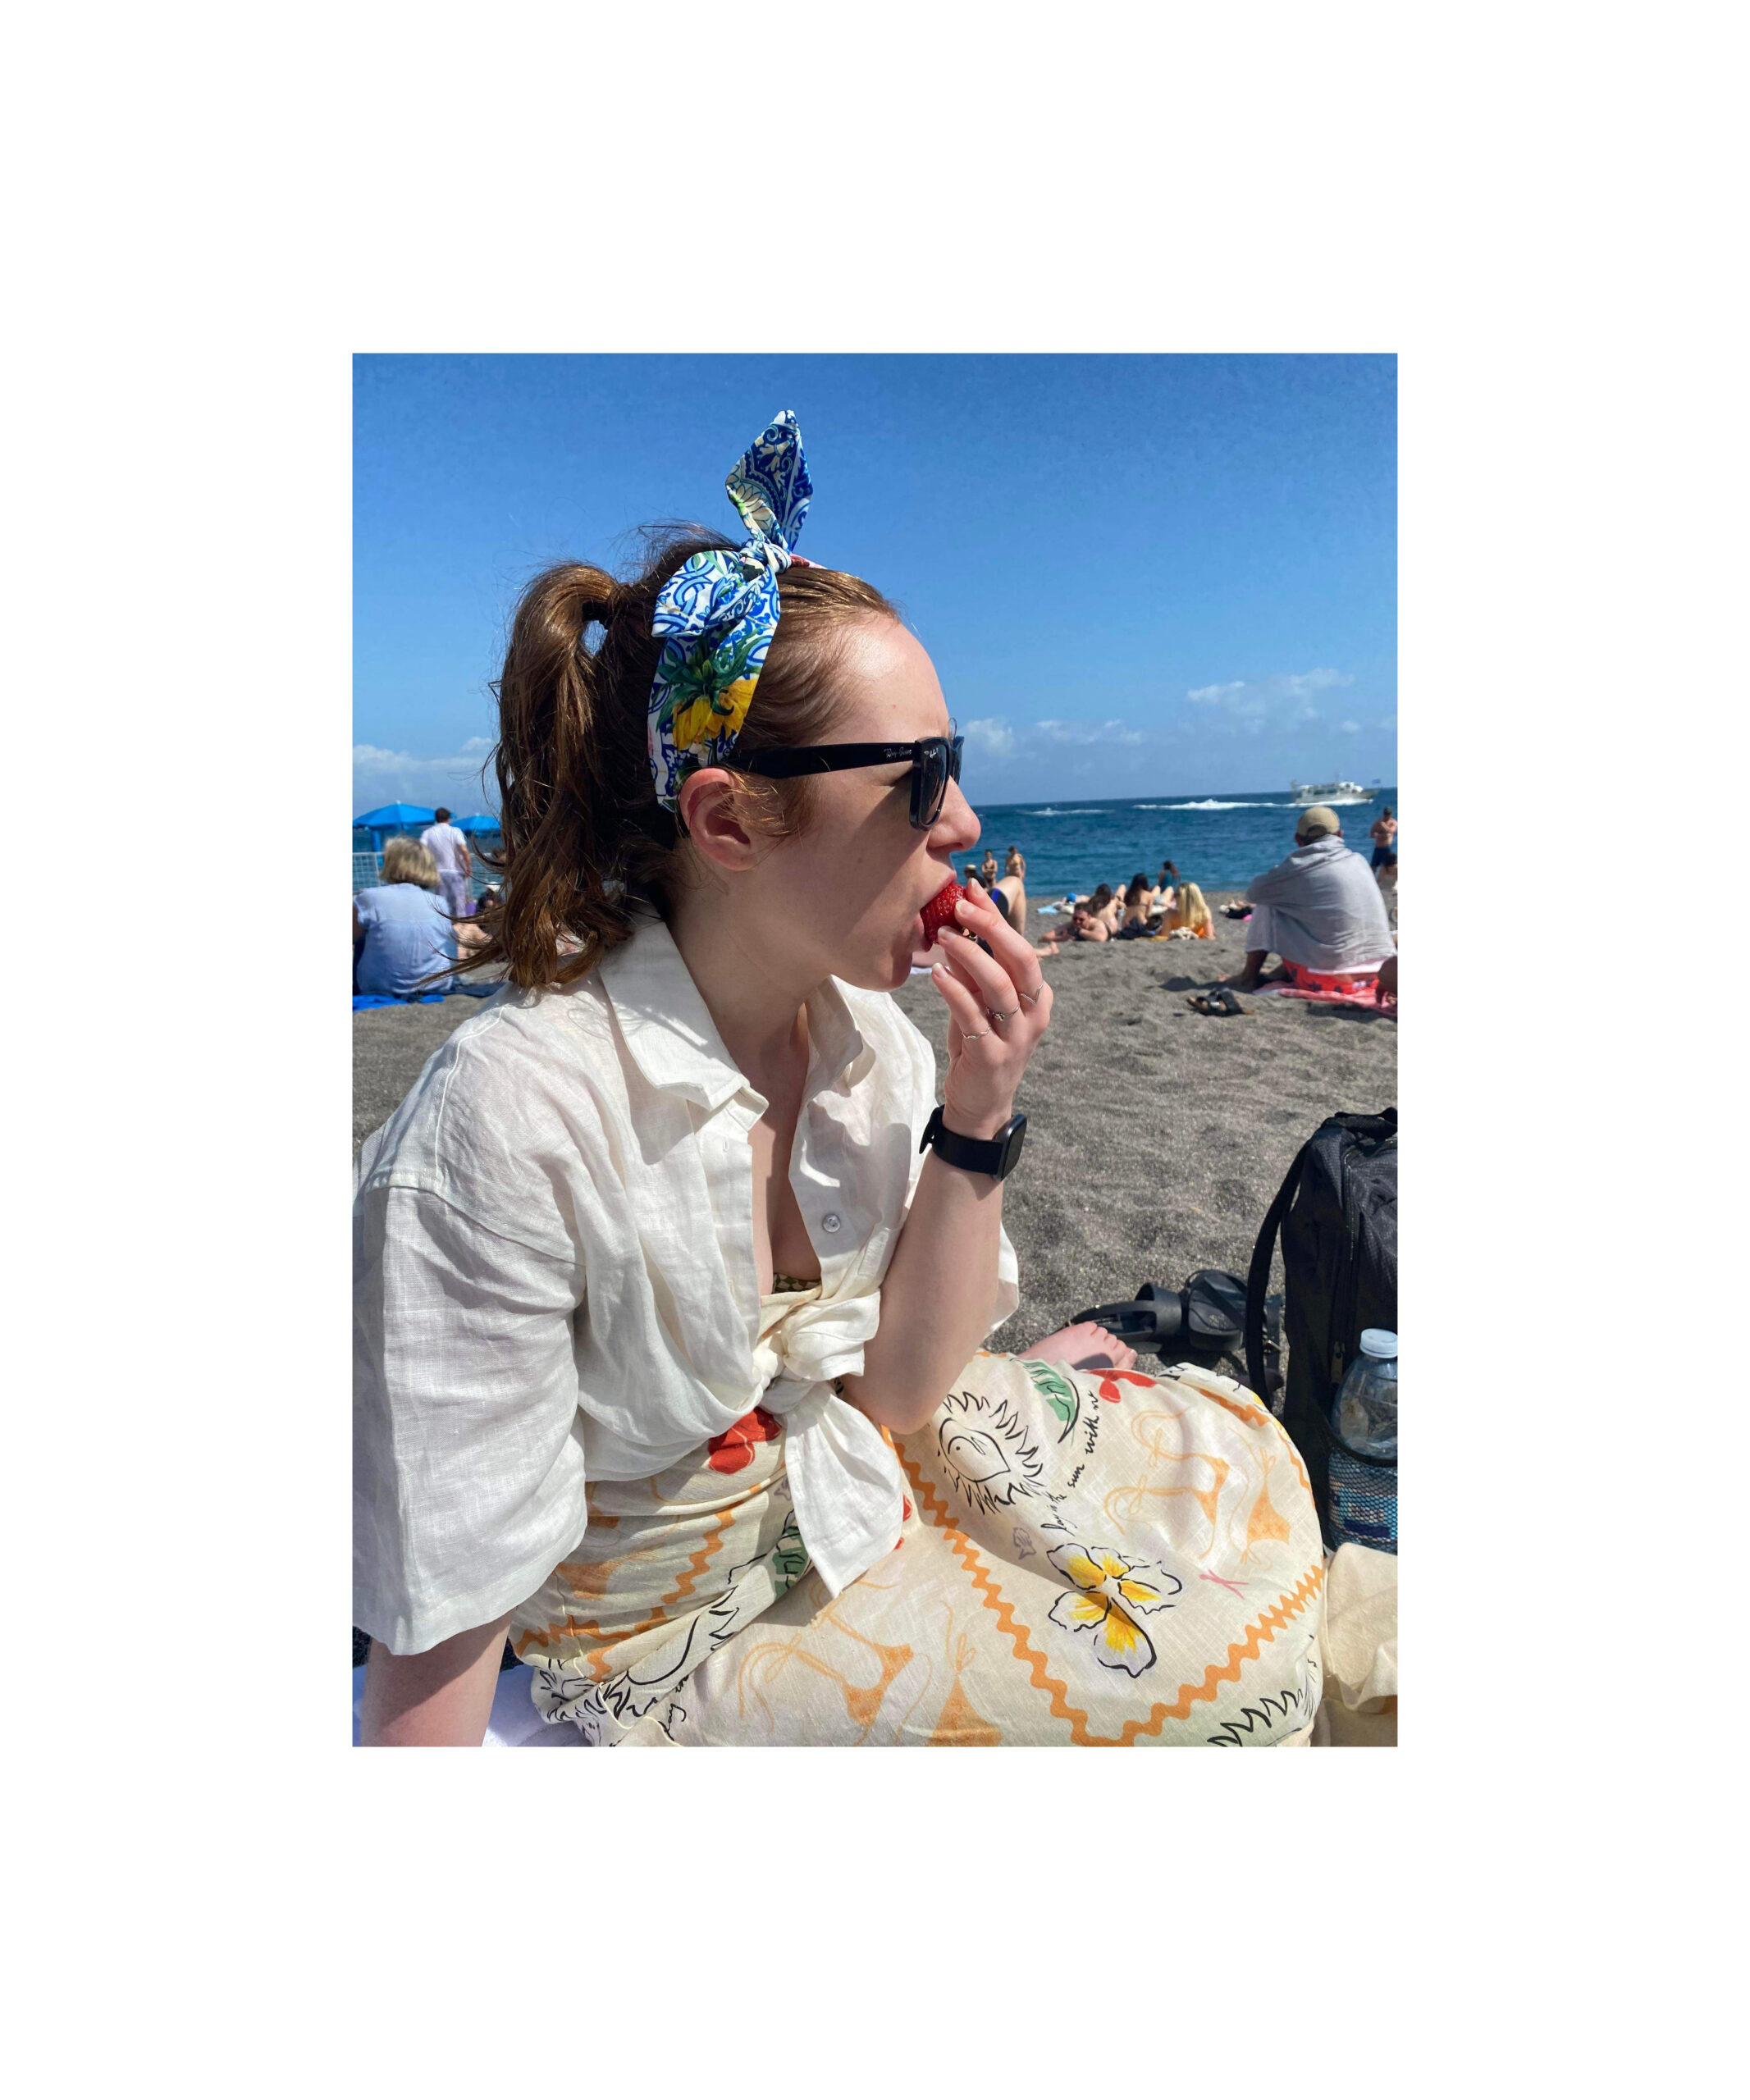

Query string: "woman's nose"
[[934, 779, 980, 854]]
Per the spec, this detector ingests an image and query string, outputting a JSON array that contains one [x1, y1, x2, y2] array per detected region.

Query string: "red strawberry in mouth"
[[920, 879, 966, 950]]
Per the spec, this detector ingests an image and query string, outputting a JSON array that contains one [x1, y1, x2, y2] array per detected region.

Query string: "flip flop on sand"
[[1186, 988, 1249, 1017]]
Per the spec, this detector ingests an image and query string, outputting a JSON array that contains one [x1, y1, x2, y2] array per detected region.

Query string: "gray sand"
[[353, 897, 1394, 1343]]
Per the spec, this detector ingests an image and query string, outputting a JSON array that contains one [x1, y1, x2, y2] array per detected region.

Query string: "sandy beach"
[[354, 892, 1395, 1340]]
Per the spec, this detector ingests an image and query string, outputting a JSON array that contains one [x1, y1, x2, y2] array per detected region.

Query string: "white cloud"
[[1185, 668, 1355, 722], [1030, 718, 1147, 747], [1280, 669, 1353, 698], [1340, 719, 1361, 733], [962, 718, 1017, 760], [353, 738, 499, 813]]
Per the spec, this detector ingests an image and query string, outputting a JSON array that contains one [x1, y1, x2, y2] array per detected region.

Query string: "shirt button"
[[821, 1212, 842, 1233]]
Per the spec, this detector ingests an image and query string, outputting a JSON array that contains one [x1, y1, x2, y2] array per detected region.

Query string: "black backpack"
[[1244, 1108, 1397, 1548]]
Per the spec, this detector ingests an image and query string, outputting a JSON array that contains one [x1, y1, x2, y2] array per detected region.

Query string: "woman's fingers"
[[957, 878, 1044, 988], [932, 924, 1017, 1015], [929, 951, 1003, 1043]]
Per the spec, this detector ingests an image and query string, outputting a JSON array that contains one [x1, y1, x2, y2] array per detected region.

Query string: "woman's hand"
[[928, 877, 1053, 1138]]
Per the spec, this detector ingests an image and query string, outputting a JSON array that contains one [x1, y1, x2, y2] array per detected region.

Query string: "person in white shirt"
[[418, 806, 472, 921], [354, 412, 1323, 1747]]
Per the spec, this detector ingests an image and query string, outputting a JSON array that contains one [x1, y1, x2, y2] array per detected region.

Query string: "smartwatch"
[[919, 1105, 1027, 1181]]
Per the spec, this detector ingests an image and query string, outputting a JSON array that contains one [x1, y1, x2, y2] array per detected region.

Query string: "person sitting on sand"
[[1369, 805, 1398, 870], [1082, 881, 1120, 934], [1227, 806, 1396, 993], [354, 836, 460, 998], [991, 859, 1026, 936], [1113, 874, 1157, 938], [1375, 847, 1398, 931], [354, 411, 1319, 1746], [1153, 879, 1213, 938]]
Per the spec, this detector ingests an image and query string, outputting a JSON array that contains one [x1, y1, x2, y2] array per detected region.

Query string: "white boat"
[[1289, 778, 1374, 807]]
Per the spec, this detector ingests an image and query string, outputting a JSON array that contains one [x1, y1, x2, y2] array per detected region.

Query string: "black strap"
[[1245, 1137, 1312, 1406]]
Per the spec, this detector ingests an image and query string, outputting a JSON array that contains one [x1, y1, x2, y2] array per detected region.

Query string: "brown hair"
[[380, 835, 440, 890], [460, 532, 898, 991]]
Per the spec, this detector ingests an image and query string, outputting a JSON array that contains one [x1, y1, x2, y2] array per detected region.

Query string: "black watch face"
[[997, 1113, 1026, 1178]]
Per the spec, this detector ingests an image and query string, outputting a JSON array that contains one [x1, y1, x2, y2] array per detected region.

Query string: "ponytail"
[[460, 532, 899, 992]]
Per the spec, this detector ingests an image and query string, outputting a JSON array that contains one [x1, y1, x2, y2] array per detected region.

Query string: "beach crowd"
[[1006, 801, 1399, 1007]]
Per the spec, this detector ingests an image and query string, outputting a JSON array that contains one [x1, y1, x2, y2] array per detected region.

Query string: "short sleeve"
[[354, 1183, 589, 1654]]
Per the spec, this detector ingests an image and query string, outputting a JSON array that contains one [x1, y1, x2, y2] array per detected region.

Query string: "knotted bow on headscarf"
[[647, 411, 813, 813]]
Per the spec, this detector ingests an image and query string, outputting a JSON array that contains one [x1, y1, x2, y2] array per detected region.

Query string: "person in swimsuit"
[[1369, 806, 1398, 870]]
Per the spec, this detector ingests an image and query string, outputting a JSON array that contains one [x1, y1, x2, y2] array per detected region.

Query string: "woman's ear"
[[677, 767, 763, 874]]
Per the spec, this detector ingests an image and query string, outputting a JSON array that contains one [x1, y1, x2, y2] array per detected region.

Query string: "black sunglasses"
[[730, 733, 964, 829]]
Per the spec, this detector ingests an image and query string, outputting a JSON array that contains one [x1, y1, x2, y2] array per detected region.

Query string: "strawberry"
[[920, 879, 966, 949]]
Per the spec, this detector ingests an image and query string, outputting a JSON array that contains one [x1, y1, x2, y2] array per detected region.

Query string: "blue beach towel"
[[353, 985, 497, 1011]]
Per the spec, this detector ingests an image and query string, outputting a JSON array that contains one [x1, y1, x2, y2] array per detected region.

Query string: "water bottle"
[[1327, 1328, 1397, 1554]]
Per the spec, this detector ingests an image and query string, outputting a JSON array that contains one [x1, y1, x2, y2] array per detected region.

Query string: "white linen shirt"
[[354, 907, 1019, 1654]]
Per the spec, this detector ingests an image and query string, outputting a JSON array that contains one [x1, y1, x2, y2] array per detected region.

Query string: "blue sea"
[[962, 788, 1399, 907]]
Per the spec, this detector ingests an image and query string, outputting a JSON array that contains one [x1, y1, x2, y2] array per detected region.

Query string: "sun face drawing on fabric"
[[1045, 1542, 1185, 1678], [935, 1391, 1044, 1518]]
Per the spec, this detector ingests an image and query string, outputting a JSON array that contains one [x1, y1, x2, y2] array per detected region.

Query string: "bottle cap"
[[1359, 1328, 1397, 1358]]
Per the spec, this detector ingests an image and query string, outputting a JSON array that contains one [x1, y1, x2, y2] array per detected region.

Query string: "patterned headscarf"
[[647, 411, 813, 813]]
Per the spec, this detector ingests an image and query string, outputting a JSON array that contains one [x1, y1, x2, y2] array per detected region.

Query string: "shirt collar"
[[596, 909, 867, 1110]]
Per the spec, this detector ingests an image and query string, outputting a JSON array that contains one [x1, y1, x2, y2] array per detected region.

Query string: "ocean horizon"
[[965, 787, 1398, 901], [354, 783, 1400, 905]]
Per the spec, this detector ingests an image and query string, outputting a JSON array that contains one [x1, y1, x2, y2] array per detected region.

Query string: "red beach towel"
[[1261, 961, 1396, 1009]]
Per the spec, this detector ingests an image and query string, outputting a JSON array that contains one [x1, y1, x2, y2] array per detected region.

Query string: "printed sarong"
[[509, 1317, 1326, 1747]]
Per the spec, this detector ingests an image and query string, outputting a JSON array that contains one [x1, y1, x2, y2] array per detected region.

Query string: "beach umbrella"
[[354, 802, 437, 830], [449, 812, 502, 834]]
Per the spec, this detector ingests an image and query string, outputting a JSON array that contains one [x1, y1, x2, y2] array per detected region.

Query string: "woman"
[[992, 856, 1026, 938], [354, 413, 1322, 1747], [1369, 806, 1398, 870], [1375, 848, 1398, 931], [978, 847, 1000, 890], [1082, 881, 1120, 934], [352, 836, 459, 997], [1113, 874, 1156, 938], [1004, 845, 1026, 881], [1154, 879, 1214, 939]]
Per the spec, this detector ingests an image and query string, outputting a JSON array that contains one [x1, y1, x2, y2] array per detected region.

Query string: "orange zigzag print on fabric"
[[896, 1444, 1323, 1746], [513, 1512, 735, 1672]]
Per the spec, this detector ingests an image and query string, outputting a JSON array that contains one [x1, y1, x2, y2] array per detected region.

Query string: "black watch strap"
[[919, 1105, 1027, 1181]]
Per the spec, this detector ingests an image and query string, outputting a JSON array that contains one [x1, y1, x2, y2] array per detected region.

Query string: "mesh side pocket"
[[1327, 1442, 1396, 1555]]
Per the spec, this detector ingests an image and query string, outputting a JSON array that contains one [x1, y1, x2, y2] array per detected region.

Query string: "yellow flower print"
[[671, 675, 760, 759], [713, 674, 759, 741], [1046, 1542, 1183, 1678]]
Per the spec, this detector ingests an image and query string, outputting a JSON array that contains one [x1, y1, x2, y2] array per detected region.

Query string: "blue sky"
[[354, 354, 1396, 815]]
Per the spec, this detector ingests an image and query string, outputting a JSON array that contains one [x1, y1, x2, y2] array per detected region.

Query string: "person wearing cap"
[[1227, 805, 1396, 993]]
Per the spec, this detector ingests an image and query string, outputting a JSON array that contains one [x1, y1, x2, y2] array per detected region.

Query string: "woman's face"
[[738, 619, 979, 993]]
